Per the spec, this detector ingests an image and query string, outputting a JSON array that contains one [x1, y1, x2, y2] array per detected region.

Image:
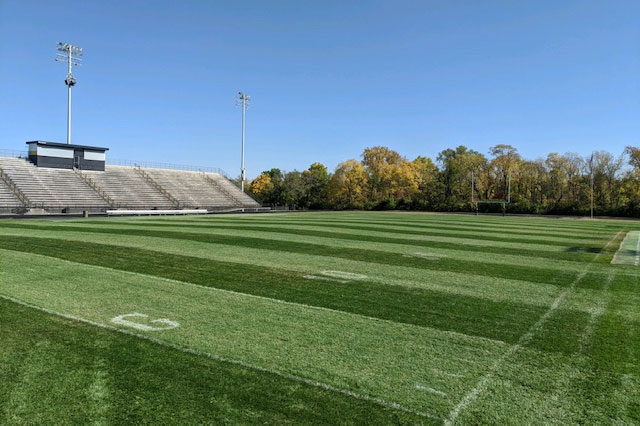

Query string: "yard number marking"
[[110, 313, 179, 331]]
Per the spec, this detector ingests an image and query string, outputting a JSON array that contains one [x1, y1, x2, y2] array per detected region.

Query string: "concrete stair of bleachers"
[[84, 166, 177, 209], [204, 172, 261, 208], [0, 177, 23, 211], [0, 157, 108, 211], [143, 168, 244, 209]]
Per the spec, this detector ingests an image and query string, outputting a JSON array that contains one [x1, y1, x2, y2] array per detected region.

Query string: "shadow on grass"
[[566, 247, 602, 254]]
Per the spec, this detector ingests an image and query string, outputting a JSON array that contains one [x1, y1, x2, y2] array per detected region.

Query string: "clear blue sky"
[[1, 1, 638, 178]]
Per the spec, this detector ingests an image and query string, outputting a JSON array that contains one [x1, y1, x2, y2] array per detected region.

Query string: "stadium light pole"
[[237, 91, 250, 192], [56, 42, 82, 145], [590, 152, 594, 219]]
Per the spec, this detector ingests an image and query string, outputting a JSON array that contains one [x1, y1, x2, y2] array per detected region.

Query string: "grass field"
[[1, 211, 639, 424]]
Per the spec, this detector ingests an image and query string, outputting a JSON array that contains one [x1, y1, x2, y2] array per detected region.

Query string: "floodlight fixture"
[[56, 42, 83, 145], [237, 92, 250, 192]]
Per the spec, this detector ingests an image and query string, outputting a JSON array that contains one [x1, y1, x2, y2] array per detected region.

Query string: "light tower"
[[56, 42, 83, 145], [237, 91, 250, 192]]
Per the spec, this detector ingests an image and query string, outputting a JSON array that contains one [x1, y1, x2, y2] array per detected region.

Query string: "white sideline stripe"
[[0, 293, 439, 421], [0, 248, 507, 346], [611, 231, 639, 266], [416, 385, 447, 396], [444, 230, 623, 425]]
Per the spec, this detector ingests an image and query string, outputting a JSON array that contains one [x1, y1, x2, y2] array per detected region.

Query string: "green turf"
[[0, 298, 424, 425], [0, 211, 638, 424]]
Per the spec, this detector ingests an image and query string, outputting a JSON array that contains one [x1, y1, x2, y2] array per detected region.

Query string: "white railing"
[[0, 149, 28, 158], [108, 158, 230, 177]]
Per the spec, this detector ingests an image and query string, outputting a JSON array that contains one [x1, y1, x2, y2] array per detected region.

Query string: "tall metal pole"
[[241, 97, 246, 191], [56, 42, 82, 145], [67, 46, 72, 145], [590, 155, 594, 219], [471, 170, 474, 203], [237, 92, 250, 192]]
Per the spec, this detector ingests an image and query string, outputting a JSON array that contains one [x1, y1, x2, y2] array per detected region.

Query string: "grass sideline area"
[[0, 212, 639, 424]]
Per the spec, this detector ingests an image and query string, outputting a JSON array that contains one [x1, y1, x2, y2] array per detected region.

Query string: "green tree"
[[328, 159, 368, 209], [302, 162, 330, 209], [437, 146, 486, 208], [282, 170, 307, 209], [361, 146, 417, 206]]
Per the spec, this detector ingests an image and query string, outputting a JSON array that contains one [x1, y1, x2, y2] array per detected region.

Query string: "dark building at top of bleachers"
[[27, 141, 108, 171]]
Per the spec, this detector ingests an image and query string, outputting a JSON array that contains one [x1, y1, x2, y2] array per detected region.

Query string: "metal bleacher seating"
[[143, 168, 252, 209], [84, 166, 176, 209], [0, 157, 108, 211], [205, 172, 260, 207], [0, 156, 262, 214], [0, 179, 22, 212]]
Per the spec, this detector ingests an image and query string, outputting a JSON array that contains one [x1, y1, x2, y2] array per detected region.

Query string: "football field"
[[0, 212, 639, 424]]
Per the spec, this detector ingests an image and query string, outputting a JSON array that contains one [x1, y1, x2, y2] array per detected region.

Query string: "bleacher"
[[205, 172, 259, 206], [0, 157, 108, 211], [143, 168, 239, 208], [0, 156, 262, 214], [0, 179, 22, 212], [83, 166, 176, 210]]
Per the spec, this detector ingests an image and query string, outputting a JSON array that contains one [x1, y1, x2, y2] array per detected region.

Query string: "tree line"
[[245, 145, 640, 217]]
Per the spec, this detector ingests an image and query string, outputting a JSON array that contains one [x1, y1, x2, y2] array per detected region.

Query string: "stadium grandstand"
[[0, 146, 264, 215]]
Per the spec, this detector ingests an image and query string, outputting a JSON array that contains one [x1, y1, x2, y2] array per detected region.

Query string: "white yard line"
[[578, 272, 614, 354], [444, 230, 623, 425], [0, 293, 439, 421]]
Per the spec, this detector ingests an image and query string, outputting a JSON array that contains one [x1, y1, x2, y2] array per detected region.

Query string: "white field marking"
[[110, 313, 179, 331], [303, 270, 368, 284], [594, 231, 624, 262], [444, 230, 623, 426], [613, 231, 640, 265], [302, 274, 348, 284], [416, 384, 447, 396], [403, 252, 446, 260], [0, 248, 506, 345], [320, 271, 368, 280], [433, 369, 464, 378], [88, 358, 109, 426], [0, 293, 438, 421], [578, 272, 614, 354]]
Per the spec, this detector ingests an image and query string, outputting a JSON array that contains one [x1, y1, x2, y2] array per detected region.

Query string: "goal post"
[[471, 171, 511, 216]]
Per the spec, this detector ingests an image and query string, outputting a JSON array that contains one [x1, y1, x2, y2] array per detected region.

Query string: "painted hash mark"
[[304, 270, 368, 283]]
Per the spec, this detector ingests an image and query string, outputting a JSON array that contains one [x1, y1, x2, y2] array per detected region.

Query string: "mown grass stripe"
[[445, 230, 624, 425], [188, 217, 612, 241], [0, 227, 590, 312], [0, 222, 581, 286], [1, 221, 602, 264], [98, 218, 605, 248], [0, 249, 509, 418], [0, 235, 551, 344], [0, 297, 431, 424], [192, 212, 621, 234]]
